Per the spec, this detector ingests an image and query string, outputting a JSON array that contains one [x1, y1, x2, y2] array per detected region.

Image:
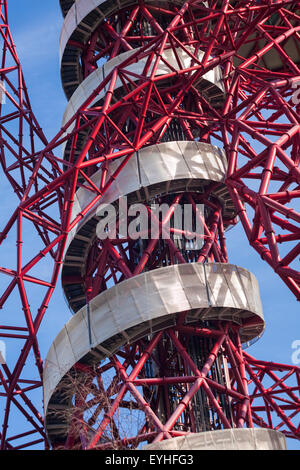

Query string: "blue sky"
[[1, 0, 299, 450]]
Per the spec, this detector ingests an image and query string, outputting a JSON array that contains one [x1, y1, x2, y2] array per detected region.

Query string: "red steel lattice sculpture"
[[0, 0, 299, 450]]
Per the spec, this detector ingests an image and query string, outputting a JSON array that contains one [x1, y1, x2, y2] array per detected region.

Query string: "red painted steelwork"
[[0, 0, 299, 449], [51, 320, 299, 450]]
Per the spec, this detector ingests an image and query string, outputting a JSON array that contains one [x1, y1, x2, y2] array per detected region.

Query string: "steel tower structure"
[[0, 0, 299, 450]]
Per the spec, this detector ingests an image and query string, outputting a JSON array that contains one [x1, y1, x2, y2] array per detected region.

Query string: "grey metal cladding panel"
[[65, 310, 95, 361], [101, 265, 191, 324], [89, 295, 120, 348], [203, 263, 264, 318], [139, 142, 191, 186], [234, 267, 263, 320], [176, 263, 210, 309], [52, 326, 76, 380], [143, 429, 287, 451], [102, 280, 146, 330], [194, 142, 226, 182], [88, 272, 184, 344], [149, 265, 192, 313], [138, 144, 166, 187], [103, 153, 140, 202], [177, 141, 227, 183], [204, 264, 240, 309], [229, 265, 263, 317], [180, 140, 209, 179], [43, 344, 62, 412]]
